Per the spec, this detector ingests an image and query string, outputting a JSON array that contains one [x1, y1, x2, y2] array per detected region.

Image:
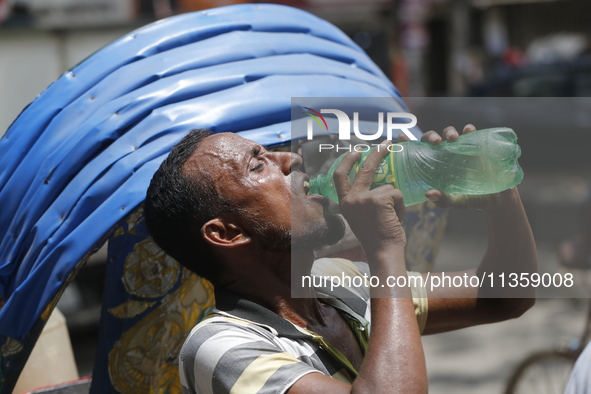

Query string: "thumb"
[[425, 189, 456, 208]]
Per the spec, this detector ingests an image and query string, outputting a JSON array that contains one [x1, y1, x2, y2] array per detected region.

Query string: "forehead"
[[184, 132, 257, 173]]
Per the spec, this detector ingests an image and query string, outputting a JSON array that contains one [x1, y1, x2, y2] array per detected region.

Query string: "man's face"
[[185, 133, 345, 251]]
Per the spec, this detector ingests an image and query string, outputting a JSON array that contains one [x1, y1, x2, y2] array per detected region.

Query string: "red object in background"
[[22, 377, 92, 394], [258, 0, 309, 7], [177, 1, 315, 13], [503, 47, 525, 67], [391, 53, 409, 97], [0, 0, 11, 23], [177, 0, 250, 13]]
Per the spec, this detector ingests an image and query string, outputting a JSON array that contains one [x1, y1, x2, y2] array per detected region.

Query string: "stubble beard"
[[248, 197, 346, 253]]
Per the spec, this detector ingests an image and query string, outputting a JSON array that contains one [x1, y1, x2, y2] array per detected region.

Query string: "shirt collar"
[[213, 286, 312, 339]]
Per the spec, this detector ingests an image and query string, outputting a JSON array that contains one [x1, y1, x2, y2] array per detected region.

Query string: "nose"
[[272, 151, 302, 174], [289, 152, 303, 173]]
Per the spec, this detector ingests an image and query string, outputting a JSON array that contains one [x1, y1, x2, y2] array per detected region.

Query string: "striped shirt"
[[179, 258, 428, 394]]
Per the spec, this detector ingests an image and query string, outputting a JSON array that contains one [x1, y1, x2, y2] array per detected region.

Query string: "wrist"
[[485, 187, 520, 213], [365, 244, 407, 275]]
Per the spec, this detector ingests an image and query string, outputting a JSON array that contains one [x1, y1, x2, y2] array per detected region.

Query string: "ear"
[[201, 217, 251, 248]]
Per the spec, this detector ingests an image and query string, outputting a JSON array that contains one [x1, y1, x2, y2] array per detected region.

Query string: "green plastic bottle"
[[308, 127, 524, 206]]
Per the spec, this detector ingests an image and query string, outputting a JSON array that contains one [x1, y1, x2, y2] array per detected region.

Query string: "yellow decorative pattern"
[[108, 300, 157, 319], [107, 206, 215, 394], [122, 239, 179, 299], [108, 269, 214, 394]]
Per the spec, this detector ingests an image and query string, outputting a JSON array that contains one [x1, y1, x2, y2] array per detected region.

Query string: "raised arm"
[[400, 125, 537, 335], [288, 141, 427, 393]]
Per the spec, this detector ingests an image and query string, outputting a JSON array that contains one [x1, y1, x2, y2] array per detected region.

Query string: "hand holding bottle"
[[310, 123, 523, 207], [398, 124, 507, 210], [334, 140, 407, 257]]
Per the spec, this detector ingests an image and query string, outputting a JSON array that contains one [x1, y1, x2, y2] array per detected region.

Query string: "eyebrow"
[[242, 145, 260, 169]]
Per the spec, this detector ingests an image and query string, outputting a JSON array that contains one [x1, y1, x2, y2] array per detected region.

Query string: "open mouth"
[[303, 180, 310, 195]]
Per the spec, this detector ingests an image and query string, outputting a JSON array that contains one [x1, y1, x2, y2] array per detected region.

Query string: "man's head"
[[144, 129, 345, 284]]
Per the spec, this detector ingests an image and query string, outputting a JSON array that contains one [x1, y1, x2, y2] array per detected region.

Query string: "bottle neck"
[[309, 174, 324, 195]]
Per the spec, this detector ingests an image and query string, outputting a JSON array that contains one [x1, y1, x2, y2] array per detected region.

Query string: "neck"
[[219, 246, 328, 328]]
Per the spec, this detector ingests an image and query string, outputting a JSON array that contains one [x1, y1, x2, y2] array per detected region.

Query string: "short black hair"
[[144, 128, 235, 283]]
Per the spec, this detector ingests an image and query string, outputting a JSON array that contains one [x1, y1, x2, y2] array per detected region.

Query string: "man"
[[144, 124, 537, 393], [565, 342, 591, 393]]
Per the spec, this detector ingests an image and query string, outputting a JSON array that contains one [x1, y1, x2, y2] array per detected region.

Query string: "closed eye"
[[251, 162, 264, 172], [249, 146, 265, 173]]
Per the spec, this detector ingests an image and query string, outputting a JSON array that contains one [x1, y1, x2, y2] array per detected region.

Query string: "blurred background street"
[[425, 208, 590, 393], [2, 0, 591, 392]]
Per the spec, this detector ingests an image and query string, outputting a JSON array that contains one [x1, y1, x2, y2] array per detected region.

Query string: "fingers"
[[442, 126, 459, 142], [397, 133, 411, 142], [392, 186, 406, 221], [425, 189, 447, 207], [420, 130, 442, 145], [365, 185, 406, 220], [339, 183, 407, 251], [463, 124, 476, 134], [410, 124, 478, 146], [350, 140, 392, 190], [425, 189, 464, 208], [334, 151, 361, 202]]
